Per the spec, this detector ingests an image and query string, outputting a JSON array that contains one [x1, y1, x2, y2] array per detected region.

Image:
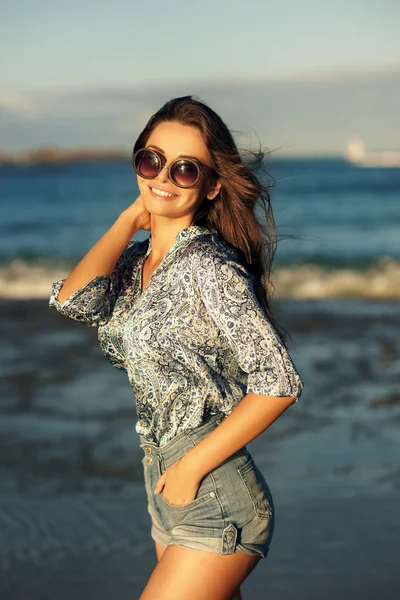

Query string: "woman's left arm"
[[181, 391, 294, 480], [184, 247, 304, 477]]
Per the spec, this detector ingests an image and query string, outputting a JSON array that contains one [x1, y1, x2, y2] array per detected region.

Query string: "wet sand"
[[1, 488, 398, 600], [0, 297, 399, 598]]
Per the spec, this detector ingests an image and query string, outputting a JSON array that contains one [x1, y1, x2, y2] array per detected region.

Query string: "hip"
[[139, 414, 275, 532]]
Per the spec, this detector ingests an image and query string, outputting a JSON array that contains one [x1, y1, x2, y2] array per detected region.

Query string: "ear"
[[206, 178, 222, 200]]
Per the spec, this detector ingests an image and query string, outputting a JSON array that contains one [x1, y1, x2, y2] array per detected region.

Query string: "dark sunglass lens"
[[135, 150, 160, 178], [171, 160, 199, 187]]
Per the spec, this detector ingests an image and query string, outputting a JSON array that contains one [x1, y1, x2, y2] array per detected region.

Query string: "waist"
[[139, 413, 223, 469]]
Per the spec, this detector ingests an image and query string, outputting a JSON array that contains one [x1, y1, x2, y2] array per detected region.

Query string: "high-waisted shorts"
[[139, 413, 275, 558]]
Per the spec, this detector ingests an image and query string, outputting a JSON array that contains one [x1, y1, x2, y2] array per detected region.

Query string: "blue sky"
[[1, 0, 399, 154]]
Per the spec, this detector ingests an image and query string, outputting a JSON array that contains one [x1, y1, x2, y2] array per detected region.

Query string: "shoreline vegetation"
[[0, 147, 128, 166]]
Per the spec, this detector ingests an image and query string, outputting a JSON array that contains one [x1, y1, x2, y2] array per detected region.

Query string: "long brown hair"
[[133, 95, 287, 340]]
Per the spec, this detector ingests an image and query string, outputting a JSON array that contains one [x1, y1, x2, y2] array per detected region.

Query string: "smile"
[[149, 186, 178, 198]]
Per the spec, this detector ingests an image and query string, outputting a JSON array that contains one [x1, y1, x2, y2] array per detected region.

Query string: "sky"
[[1, 0, 399, 155]]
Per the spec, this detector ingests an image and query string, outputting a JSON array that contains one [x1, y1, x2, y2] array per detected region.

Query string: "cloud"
[[0, 91, 40, 120], [1, 68, 399, 154]]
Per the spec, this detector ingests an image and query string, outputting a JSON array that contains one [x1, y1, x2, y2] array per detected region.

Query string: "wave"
[[272, 257, 400, 300], [0, 257, 399, 301]]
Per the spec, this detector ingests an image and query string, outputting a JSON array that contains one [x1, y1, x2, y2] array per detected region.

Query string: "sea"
[[1, 157, 399, 300], [0, 158, 399, 599]]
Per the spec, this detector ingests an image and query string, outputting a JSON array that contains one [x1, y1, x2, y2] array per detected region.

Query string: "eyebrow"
[[147, 144, 205, 163]]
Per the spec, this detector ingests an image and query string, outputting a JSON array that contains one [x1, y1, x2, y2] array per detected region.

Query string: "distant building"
[[346, 136, 400, 168]]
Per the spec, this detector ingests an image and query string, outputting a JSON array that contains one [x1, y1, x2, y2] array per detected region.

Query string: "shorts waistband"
[[139, 413, 224, 469]]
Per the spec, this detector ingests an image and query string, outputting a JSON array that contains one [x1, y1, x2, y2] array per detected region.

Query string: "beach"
[[0, 296, 399, 599]]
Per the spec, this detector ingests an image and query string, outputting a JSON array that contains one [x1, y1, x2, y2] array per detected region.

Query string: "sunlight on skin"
[[156, 544, 245, 599], [136, 120, 222, 265]]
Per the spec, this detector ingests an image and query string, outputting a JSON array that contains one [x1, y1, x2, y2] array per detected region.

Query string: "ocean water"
[[1, 157, 399, 299]]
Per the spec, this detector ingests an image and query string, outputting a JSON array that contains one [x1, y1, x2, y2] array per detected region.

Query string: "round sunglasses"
[[132, 147, 214, 189]]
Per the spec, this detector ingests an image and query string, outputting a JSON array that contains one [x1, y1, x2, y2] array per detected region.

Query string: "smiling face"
[[136, 120, 221, 223]]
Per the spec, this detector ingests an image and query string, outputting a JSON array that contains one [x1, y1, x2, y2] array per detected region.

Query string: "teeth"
[[151, 187, 176, 198]]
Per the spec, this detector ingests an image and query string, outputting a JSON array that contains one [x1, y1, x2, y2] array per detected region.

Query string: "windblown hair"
[[133, 95, 286, 340]]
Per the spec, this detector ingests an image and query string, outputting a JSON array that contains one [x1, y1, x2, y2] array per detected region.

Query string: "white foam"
[[1, 257, 399, 300], [0, 259, 67, 299], [273, 257, 400, 300]]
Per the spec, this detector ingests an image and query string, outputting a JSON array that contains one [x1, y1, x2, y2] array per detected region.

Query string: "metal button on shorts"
[[139, 413, 275, 558]]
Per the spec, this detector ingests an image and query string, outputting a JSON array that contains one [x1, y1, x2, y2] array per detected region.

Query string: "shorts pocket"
[[237, 457, 274, 519], [159, 468, 219, 511], [160, 489, 218, 510], [155, 437, 217, 507]]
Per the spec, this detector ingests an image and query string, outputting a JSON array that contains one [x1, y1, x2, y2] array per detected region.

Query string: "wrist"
[[180, 447, 207, 481], [117, 210, 139, 234]]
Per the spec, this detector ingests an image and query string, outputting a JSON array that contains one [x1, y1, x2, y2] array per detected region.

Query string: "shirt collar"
[[144, 225, 216, 258]]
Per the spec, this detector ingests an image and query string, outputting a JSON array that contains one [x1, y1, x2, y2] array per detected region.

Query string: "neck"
[[148, 216, 195, 262]]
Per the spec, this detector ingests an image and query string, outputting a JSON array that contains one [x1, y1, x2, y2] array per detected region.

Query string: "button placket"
[[142, 445, 156, 465], [141, 444, 166, 529]]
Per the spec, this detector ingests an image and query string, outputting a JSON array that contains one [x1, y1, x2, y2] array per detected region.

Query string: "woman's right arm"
[[49, 197, 150, 326]]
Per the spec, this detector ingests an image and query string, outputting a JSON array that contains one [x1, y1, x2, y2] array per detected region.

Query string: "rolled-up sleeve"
[[195, 248, 304, 402], [48, 240, 138, 327]]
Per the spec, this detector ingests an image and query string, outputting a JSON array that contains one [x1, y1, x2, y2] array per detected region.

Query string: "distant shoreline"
[[0, 147, 129, 166], [0, 147, 347, 166]]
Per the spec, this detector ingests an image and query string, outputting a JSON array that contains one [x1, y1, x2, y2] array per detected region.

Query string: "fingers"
[[153, 472, 166, 495]]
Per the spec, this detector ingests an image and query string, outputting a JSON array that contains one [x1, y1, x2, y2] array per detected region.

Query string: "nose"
[[156, 164, 170, 185]]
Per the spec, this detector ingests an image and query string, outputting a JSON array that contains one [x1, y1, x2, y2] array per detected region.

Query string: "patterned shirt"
[[49, 225, 304, 446]]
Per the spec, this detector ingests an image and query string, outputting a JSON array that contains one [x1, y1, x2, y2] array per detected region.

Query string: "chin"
[[144, 201, 178, 218]]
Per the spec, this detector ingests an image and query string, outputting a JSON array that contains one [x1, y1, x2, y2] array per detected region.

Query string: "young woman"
[[49, 95, 304, 600]]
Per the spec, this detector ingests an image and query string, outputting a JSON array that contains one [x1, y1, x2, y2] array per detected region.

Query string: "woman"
[[49, 95, 304, 600]]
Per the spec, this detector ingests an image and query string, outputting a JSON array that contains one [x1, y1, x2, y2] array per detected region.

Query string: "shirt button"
[[144, 447, 152, 454], [144, 456, 152, 465], [209, 492, 215, 497]]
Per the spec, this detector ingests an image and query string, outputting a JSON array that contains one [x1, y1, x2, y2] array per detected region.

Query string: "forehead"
[[146, 121, 209, 163]]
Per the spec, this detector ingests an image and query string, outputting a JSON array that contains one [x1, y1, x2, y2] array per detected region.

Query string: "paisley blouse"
[[49, 225, 304, 446]]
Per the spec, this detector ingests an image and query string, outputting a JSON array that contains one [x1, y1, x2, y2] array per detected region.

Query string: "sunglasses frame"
[[132, 147, 214, 189]]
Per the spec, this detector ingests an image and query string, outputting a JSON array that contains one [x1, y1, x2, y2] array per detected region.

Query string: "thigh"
[[139, 543, 261, 600], [154, 542, 243, 600]]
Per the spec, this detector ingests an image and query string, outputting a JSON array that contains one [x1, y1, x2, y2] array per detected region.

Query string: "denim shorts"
[[139, 413, 275, 558]]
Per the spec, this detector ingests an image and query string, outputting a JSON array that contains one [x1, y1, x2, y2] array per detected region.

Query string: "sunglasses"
[[132, 147, 214, 189]]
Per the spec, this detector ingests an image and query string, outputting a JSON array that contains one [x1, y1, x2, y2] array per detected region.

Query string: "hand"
[[122, 194, 151, 233], [153, 457, 203, 506]]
